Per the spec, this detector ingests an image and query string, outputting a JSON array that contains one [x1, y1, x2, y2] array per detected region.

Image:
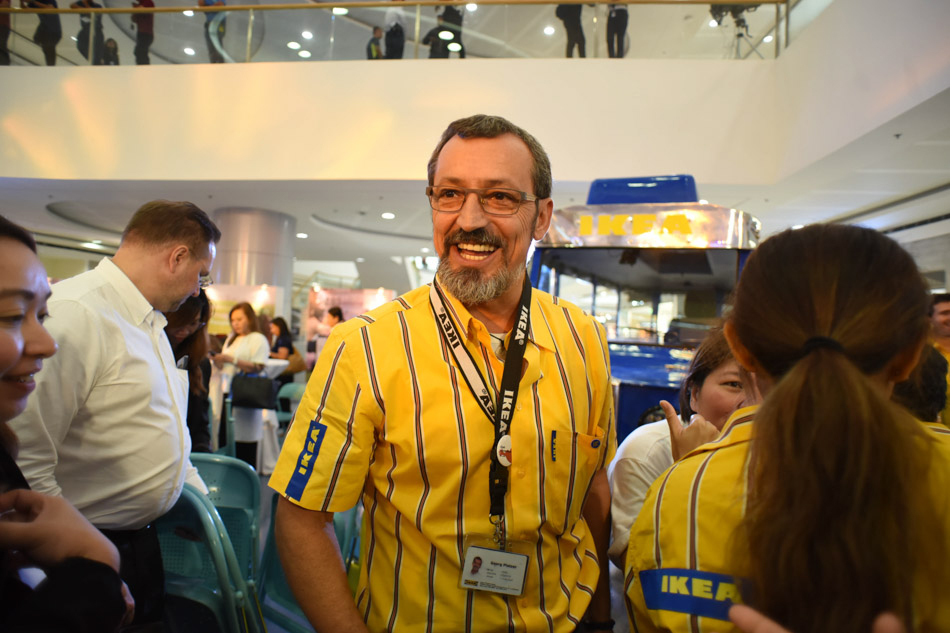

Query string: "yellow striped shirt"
[[270, 282, 616, 632], [625, 406, 950, 632]]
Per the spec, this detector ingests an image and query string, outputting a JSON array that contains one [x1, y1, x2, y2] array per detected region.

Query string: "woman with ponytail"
[[625, 224, 950, 633]]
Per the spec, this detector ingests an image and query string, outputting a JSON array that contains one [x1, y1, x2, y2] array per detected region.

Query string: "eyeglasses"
[[199, 275, 214, 289], [426, 186, 540, 216]]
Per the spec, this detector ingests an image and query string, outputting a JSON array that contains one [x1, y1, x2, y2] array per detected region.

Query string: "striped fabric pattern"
[[625, 407, 950, 633], [269, 282, 615, 632]]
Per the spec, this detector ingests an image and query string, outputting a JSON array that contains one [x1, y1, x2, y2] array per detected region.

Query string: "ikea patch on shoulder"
[[284, 417, 329, 501], [639, 568, 745, 621]]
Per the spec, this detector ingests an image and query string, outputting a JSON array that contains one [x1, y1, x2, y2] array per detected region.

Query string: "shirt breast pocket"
[[545, 425, 606, 533]]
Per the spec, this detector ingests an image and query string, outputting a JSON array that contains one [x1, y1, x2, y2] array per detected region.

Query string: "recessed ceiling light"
[[332, 7, 347, 15], [302, 30, 313, 39], [421, 247, 430, 253], [182, 10, 194, 16], [438, 30, 454, 40], [763, 35, 774, 43], [70, 35, 78, 41], [708, 19, 718, 27], [296, 232, 309, 239], [356, 257, 365, 263], [381, 212, 396, 220], [465, 3, 477, 11], [698, 199, 709, 204], [447, 42, 462, 52], [298, 50, 312, 58], [81, 242, 105, 250], [543, 26, 555, 36], [792, 224, 805, 230], [287, 41, 301, 50], [184, 47, 196, 56]]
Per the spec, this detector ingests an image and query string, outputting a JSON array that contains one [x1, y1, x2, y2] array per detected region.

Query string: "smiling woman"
[[0, 215, 129, 632]]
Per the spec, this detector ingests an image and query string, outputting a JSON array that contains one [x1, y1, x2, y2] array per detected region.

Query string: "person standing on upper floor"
[[606, 3, 628, 57], [422, 14, 450, 58], [131, 0, 154, 64], [102, 37, 119, 64], [198, 0, 226, 62], [437, 1, 465, 57], [12, 200, 221, 631], [384, 0, 406, 59], [556, 3, 585, 58], [71, 0, 105, 64], [270, 114, 615, 633], [23, 0, 61, 65], [931, 293, 950, 426], [0, 0, 11, 66], [366, 25, 383, 59]]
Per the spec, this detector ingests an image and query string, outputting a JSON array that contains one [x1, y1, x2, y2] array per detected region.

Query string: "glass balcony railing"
[[1, 0, 832, 66]]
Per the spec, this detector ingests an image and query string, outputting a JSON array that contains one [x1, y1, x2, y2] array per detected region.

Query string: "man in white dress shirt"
[[12, 200, 221, 630]]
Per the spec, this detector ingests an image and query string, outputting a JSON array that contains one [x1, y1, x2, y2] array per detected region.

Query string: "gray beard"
[[436, 257, 521, 307]]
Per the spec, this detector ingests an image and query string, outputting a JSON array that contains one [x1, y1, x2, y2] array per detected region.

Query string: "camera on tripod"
[[709, 4, 759, 35]]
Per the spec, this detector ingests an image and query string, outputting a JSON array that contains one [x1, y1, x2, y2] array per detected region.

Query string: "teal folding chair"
[[190, 453, 261, 582], [215, 396, 236, 458], [276, 383, 306, 428], [257, 494, 361, 633], [157, 484, 247, 633]]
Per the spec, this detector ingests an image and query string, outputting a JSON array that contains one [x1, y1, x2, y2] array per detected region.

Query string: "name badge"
[[459, 545, 528, 596]]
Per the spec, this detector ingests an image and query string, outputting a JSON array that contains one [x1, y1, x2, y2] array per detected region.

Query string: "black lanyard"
[[430, 275, 532, 548]]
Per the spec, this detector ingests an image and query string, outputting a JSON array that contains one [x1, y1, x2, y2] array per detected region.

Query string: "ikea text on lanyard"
[[430, 275, 531, 550]]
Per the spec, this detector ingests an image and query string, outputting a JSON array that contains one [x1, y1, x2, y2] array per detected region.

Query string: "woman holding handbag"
[[212, 302, 269, 468]]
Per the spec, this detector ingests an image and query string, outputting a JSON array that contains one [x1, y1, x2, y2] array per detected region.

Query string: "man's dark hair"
[[427, 114, 553, 199], [328, 306, 343, 321], [0, 215, 37, 253], [931, 293, 950, 316], [121, 200, 222, 256]]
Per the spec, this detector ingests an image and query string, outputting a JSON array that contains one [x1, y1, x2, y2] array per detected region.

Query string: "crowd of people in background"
[[1, 114, 949, 633]]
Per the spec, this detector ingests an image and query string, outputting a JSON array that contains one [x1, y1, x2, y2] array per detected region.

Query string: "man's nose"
[[455, 192, 489, 231]]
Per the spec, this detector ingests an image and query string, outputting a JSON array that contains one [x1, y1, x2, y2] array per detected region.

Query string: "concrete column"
[[210, 207, 296, 330]]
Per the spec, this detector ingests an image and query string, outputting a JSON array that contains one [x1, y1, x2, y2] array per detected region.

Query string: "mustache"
[[444, 228, 504, 251]]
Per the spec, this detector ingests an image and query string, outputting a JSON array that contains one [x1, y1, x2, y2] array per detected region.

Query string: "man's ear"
[[723, 321, 757, 372], [168, 245, 189, 272], [532, 198, 554, 241]]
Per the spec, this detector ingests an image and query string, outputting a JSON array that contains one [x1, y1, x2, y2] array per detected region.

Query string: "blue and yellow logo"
[[285, 418, 329, 500], [639, 568, 746, 621]]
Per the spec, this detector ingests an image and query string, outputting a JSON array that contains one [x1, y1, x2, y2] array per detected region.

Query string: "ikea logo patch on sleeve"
[[285, 418, 329, 501], [639, 568, 746, 621]]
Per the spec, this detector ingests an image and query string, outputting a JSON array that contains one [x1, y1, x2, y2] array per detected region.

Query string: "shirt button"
[[517, 469, 526, 478], [516, 403, 522, 411]]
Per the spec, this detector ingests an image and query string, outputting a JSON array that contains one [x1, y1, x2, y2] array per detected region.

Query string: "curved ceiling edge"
[[309, 213, 430, 242]]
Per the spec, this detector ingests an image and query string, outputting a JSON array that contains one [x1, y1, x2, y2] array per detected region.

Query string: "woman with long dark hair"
[[625, 224, 950, 633], [164, 289, 212, 452]]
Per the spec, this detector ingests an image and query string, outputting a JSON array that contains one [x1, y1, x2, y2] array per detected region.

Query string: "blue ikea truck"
[[528, 176, 761, 442]]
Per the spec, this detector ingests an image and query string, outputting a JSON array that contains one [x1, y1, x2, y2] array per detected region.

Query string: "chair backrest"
[[215, 397, 236, 458], [190, 453, 261, 581], [156, 484, 243, 633], [276, 382, 306, 405]]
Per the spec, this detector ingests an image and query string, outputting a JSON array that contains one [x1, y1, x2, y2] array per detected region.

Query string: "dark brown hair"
[[427, 114, 552, 199], [121, 200, 221, 257], [0, 215, 37, 253], [228, 302, 261, 337], [165, 289, 211, 395], [728, 224, 941, 632], [678, 327, 733, 419]]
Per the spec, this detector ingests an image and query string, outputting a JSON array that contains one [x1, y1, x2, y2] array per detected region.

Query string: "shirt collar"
[[682, 404, 758, 460], [434, 275, 553, 352], [96, 258, 166, 329]]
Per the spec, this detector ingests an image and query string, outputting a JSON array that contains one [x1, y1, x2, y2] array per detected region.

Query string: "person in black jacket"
[[556, 3, 585, 57], [0, 215, 129, 632], [165, 289, 213, 453]]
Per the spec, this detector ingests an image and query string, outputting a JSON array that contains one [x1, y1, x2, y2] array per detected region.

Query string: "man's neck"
[[111, 248, 159, 310], [464, 273, 526, 334]]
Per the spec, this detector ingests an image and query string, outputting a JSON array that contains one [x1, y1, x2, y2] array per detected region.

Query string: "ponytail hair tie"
[[800, 336, 845, 356]]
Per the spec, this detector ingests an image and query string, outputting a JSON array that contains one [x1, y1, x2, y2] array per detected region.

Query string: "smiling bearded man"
[[269, 114, 616, 633]]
